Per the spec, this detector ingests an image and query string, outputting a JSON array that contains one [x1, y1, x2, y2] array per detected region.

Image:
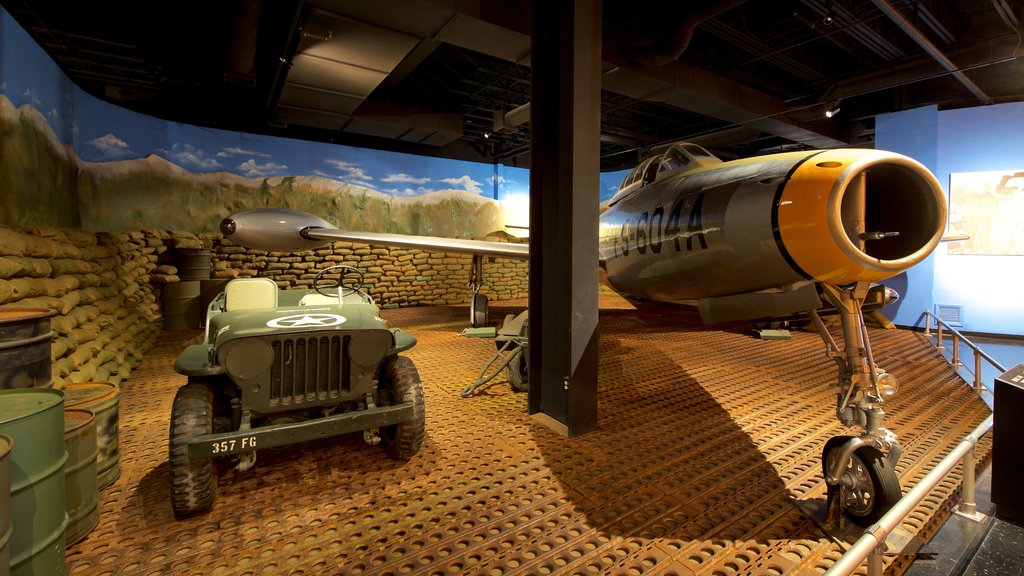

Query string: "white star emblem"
[[267, 313, 347, 328]]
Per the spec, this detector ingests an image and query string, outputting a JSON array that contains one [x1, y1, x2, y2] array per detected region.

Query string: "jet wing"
[[219, 208, 529, 260], [303, 228, 530, 260]]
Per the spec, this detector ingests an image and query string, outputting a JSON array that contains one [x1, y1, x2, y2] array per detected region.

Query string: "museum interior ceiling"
[[2, 0, 1021, 170]]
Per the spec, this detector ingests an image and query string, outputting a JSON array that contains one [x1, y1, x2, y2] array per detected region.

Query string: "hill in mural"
[[0, 95, 81, 228], [77, 155, 504, 237], [1, 93, 506, 237]]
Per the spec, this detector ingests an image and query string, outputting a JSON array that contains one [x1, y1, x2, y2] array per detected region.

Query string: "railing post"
[[868, 542, 885, 576], [959, 446, 978, 516], [936, 321, 944, 350], [974, 351, 983, 391], [952, 332, 962, 367], [924, 311, 932, 336]]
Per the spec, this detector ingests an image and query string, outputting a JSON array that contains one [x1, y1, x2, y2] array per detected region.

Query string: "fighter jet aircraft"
[[219, 141, 947, 527]]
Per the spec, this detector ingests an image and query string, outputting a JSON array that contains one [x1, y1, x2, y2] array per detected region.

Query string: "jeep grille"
[[270, 335, 350, 406]]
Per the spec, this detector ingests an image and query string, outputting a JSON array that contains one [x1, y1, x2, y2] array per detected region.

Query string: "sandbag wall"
[[208, 234, 531, 308], [0, 226, 165, 389]]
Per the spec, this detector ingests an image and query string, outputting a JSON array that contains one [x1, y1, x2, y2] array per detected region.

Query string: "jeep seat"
[[224, 277, 278, 311]]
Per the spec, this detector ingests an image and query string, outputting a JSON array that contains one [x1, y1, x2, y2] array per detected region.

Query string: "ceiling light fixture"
[[825, 105, 841, 118], [823, 2, 836, 25]]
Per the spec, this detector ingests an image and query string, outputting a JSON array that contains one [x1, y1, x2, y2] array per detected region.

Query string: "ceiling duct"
[[869, 0, 993, 105], [621, 0, 749, 67]]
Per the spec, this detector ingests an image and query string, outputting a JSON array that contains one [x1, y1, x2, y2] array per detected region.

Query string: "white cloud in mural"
[[325, 159, 373, 183], [238, 158, 287, 178], [384, 187, 419, 196], [384, 186, 433, 196], [382, 173, 430, 184], [87, 133, 134, 158], [21, 89, 42, 107], [47, 108, 60, 122], [160, 143, 223, 170], [216, 147, 270, 158], [441, 175, 483, 195]]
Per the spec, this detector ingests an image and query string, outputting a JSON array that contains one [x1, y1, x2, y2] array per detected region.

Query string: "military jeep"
[[168, 265, 425, 517]]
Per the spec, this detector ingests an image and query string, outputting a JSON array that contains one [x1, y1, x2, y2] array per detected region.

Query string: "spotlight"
[[484, 132, 491, 139], [825, 105, 841, 118], [823, 3, 836, 25]]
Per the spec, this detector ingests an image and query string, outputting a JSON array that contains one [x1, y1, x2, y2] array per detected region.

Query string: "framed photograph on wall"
[[947, 170, 1024, 255]]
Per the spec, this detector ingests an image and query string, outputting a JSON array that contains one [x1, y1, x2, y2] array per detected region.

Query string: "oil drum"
[[63, 409, 99, 545], [161, 281, 201, 330], [62, 382, 121, 489], [0, 388, 67, 576], [0, 308, 56, 389], [0, 433, 12, 576], [174, 248, 212, 281]]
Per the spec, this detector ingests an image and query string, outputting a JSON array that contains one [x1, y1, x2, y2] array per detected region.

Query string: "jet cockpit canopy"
[[608, 142, 722, 207]]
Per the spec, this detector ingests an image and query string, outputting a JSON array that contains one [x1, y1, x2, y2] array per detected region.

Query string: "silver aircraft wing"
[[219, 208, 529, 259], [304, 228, 530, 259]]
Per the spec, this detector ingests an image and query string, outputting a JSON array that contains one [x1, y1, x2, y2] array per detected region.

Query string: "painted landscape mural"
[[0, 91, 511, 237], [0, 5, 626, 237]]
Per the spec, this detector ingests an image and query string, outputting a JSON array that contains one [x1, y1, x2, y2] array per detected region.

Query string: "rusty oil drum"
[[0, 388, 67, 576], [63, 409, 99, 545], [62, 382, 121, 489], [0, 433, 12, 576], [0, 308, 56, 389]]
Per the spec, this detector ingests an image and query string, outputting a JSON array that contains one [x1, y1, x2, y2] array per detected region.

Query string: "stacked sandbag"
[[0, 225, 164, 389], [207, 232, 530, 309]]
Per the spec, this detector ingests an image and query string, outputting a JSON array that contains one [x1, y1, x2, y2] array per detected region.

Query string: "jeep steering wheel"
[[313, 264, 365, 299]]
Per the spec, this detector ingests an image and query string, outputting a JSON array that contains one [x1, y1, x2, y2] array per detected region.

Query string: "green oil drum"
[[1, 433, 12, 576], [0, 388, 67, 576], [62, 382, 120, 489], [161, 281, 201, 330], [63, 409, 98, 546], [174, 248, 212, 281], [0, 308, 56, 389]]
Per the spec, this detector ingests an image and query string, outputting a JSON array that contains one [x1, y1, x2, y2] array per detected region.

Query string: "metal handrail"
[[824, 415, 992, 575], [922, 310, 1007, 390], [823, 310, 1002, 575]]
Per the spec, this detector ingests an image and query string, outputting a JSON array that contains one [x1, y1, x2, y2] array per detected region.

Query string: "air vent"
[[935, 304, 964, 327]]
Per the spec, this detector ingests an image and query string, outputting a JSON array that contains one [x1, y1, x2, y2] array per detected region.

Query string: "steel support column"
[[527, 0, 601, 436]]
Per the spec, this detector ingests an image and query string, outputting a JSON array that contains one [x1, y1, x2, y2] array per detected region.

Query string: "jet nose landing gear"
[[823, 436, 902, 527], [809, 282, 904, 528]]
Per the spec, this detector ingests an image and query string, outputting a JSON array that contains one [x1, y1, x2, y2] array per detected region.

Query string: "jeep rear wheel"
[[378, 355, 425, 460], [169, 381, 217, 517]]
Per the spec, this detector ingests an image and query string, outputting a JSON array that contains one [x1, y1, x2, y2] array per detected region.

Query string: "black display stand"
[[992, 363, 1024, 523]]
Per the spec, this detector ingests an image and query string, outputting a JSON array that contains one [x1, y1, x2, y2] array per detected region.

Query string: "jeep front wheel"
[[169, 381, 217, 517], [378, 355, 425, 460]]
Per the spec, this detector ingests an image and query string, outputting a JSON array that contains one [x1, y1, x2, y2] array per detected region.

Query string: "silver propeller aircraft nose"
[[220, 208, 336, 252]]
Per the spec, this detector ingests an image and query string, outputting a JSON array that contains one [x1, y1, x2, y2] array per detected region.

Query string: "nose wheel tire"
[[823, 435, 902, 526]]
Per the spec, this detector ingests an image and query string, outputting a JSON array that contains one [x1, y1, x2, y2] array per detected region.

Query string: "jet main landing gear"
[[809, 282, 903, 528], [469, 254, 489, 328]]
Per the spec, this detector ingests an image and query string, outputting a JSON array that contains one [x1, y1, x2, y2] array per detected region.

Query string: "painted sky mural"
[[1, 5, 629, 235]]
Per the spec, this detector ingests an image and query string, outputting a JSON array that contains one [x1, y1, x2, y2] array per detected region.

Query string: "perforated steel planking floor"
[[65, 296, 991, 576]]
